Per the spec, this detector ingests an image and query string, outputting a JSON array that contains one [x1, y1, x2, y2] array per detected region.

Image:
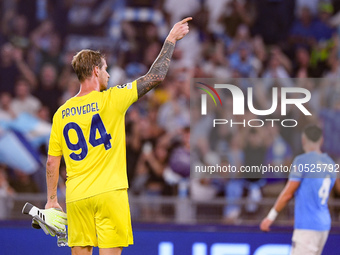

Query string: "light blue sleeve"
[[289, 156, 303, 182]]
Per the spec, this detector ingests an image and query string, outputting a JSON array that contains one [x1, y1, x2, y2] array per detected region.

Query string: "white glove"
[[22, 203, 67, 236], [32, 218, 57, 236]]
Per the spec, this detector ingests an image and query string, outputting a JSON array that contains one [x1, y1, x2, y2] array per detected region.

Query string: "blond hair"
[[71, 49, 104, 82]]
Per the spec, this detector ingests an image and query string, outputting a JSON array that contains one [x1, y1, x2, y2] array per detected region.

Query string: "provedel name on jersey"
[[62, 102, 99, 119]]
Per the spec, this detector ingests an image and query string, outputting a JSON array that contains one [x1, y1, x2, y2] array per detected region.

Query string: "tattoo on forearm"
[[47, 169, 53, 178], [49, 183, 58, 200], [137, 40, 175, 98]]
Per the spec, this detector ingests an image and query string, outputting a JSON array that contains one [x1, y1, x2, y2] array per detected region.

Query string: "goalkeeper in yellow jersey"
[[45, 17, 191, 255]]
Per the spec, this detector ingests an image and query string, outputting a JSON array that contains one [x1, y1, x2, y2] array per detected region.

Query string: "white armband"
[[267, 207, 278, 221]]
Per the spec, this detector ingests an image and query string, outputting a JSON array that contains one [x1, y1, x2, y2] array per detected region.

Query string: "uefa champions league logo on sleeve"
[[195, 80, 312, 128]]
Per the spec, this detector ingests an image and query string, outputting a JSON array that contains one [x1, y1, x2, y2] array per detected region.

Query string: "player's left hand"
[[260, 218, 273, 232], [45, 200, 63, 212], [23, 202, 67, 236]]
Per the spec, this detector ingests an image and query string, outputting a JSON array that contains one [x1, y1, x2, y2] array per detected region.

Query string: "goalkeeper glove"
[[22, 202, 67, 236], [32, 218, 57, 236]]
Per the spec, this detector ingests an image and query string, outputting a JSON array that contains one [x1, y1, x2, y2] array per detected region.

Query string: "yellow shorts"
[[66, 189, 133, 248]]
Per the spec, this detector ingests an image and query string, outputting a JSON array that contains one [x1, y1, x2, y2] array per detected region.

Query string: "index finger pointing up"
[[180, 17, 193, 24]]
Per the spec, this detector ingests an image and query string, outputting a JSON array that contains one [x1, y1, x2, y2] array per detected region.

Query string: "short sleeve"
[[109, 80, 138, 113], [289, 157, 303, 182], [48, 112, 62, 156]]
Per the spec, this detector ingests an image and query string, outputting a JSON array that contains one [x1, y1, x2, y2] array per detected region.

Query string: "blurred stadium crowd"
[[1, 0, 340, 222]]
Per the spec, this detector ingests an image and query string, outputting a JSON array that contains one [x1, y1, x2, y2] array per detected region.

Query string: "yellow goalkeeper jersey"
[[48, 81, 138, 203]]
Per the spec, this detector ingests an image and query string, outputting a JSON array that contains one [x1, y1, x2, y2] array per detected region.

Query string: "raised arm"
[[13, 47, 38, 88], [136, 17, 192, 99]]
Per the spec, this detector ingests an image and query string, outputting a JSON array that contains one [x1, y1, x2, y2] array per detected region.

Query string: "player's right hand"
[[167, 17, 192, 43], [260, 218, 273, 232]]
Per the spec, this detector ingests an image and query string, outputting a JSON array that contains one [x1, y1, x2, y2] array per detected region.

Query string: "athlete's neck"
[[303, 144, 322, 153], [76, 77, 101, 97]]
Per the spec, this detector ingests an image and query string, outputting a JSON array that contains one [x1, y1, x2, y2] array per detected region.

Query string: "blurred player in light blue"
[[260, 124, 337, 255]]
